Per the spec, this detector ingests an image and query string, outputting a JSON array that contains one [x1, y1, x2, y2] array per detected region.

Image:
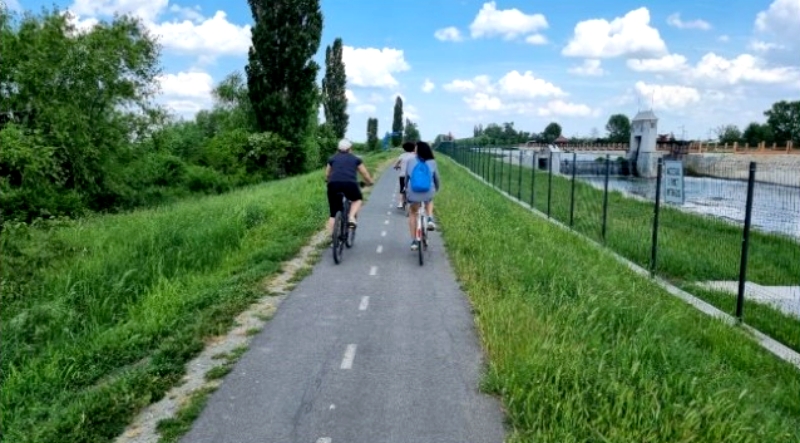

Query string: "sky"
[[11, 0, 800, 142]]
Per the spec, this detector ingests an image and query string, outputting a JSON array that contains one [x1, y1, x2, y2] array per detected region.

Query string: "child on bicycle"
[[325, 139, 374, 235], [393, 142, 416, 209], [405, 141, 439, 251]]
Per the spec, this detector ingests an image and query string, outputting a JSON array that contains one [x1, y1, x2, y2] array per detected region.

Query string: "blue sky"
[[13, 0, 800, 142]]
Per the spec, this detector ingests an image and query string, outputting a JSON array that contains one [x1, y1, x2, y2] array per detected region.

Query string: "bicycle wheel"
[[332, 210, 345, 264], [417, 215, 424, 266]]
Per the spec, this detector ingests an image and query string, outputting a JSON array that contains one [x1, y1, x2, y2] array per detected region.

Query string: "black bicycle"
[[332, 181, 366, 264]]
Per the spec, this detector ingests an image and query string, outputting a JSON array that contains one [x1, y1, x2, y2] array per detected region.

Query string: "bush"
[[184, 165, 231, 194]]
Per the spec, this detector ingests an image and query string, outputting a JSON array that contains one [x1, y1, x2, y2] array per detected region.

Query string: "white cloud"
[[634, 81, 700, 109], [443, 71, 594, 117], [568, 59, 605, 76], [354, 104, 377, 114], [469, 1, 548, 40], [666, 13, 711, 30], [748, 40, 783, 52], [3, 0, 22, 12], [718, 35, 730, 42], [689, 53, 800, 86], [169, 4, 204, 23], [157, 70, 214, 117], [537, 100, 594, 117], [158, 71, 214, 99], [406, 104, 421, 121], [755, 0, 800, 37], [345, 89, 358, 103], [525, 34, 547, 45], [342, 46, 410, 88], [434, 26, 463, 42], [627, 54, 688, 72], [150, 11, 250, 57], [70, 0, 168, 23], [422, 79, 435, 93], [562, 7, 667, 59]]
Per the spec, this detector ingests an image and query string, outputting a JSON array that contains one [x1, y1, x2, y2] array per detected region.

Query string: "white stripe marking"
[[317, 438, 331, 443], [359, 296, 369, 311], [340, 344, 357, 369], [369, 266, 377, 276], [381, 231, 387, 237], [376, 245, 383, 254], [384, 219, 389, 225]]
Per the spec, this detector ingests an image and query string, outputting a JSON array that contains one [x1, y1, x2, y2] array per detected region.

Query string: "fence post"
[[530, 153, 537, 210], [507, 149, 513, 194], [601, 154, 610, 242], [570, 152, 577, 228], [736, 161, 757, 320], [547, 152, 553, 218], [517, 149, 523, 200], [493, 147, 498, 188], [650, 158, 663, 277]]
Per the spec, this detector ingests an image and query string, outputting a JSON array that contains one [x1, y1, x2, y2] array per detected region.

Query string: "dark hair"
[[415, 141, 434, 161], [402, 142, 415, 152]]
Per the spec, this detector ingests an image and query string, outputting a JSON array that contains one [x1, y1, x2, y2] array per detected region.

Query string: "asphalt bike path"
[[181, 167, 505, 443]]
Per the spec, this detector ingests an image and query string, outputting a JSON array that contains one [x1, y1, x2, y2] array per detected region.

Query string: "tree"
[[404, 118, 420, 142], [366, 118, 379, 151], [714, 124, 742, 144], [543, 122, 562, 143], [605, 114, 631, 143], [321, 37, 348, 139], [392, 96, 403, 147], [764, 100, 800, 144], [742, 122, 774, 146], [245, 0, 323, 175]]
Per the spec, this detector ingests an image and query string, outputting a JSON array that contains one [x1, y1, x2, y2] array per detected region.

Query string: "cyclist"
[[393, 142, 416, 209], [325, 139, 374, 235], [405, 141, 440, 251]]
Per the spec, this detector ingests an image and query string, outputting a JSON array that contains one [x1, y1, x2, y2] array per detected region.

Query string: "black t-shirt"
[[327, 152, 363, 183]]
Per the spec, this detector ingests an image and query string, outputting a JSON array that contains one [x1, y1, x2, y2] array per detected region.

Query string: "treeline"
[[454, 100, 798, 147], [0, 2, 356, 223]]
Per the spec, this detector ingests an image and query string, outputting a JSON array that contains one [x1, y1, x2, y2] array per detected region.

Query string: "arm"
[[325, 164, 331, 182], [357, 163, 374, 185], [433, 169, 440, 192]]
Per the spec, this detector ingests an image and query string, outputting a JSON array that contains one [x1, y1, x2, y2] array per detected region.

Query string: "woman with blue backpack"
[[405, 141, 440, 251]]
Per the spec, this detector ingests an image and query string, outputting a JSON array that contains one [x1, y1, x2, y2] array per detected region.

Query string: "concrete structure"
[[538, 144, 562, 170], [628, 110, 660, 178]]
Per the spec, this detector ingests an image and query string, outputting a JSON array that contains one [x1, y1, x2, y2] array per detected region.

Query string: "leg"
[[326, 217, 336, 234], [425, 200, 436, 230], [349, 199, 362, 222], [408, 202, 420, 245]]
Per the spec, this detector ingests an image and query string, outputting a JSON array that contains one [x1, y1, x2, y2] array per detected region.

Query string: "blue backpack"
[[409, 157, 432, 192]]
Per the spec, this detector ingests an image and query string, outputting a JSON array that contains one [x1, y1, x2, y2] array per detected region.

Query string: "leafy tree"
[[321, 37, 348, 139], [605, 114, 631, 143], [764, 100, 800, 144], [404, 118, 420, 142], [245, 0, 323, 175], [0, 7, 162, 218], [366, 118, 379, 151], [543, 122, 562, 143], [742, 122, 774, 146], [392, 96, 403, 147], [714, 124, 742, 144]]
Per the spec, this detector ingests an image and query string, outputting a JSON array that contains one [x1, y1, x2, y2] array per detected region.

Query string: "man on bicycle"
[[393, 142, 416, 209], [405, 141, 440, 251], [325, 139, 374, 235]]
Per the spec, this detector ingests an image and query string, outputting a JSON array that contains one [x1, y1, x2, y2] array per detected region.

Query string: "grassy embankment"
[[0, 150, 395, 443], [436, 158, 800, 442], [451, 150, 799, 353]]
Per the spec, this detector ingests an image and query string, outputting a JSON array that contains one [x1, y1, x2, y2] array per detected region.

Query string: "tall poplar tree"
[[322, 37, 348, 139], [245, 0, 323, 175], [392, 96, 404, 147]]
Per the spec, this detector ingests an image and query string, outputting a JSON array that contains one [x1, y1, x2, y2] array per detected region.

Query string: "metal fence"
[[440, 144, 800, 353]]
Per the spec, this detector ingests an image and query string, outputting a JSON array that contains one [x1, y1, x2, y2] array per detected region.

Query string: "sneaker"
[[348, 217, 357, 228], [397, 203, 404, 209], [427, 217, 436, 231], [410, 240, 419, 251]]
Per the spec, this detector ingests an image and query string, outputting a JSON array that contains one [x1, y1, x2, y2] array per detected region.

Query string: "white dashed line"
[[340, 344, 357, 369], [359, 296, 369, 311], [329, 404, 336, 410], [317, 438, 332, 443], [376, 245, 383, 254], [369, 266, 377, 276], [384, 220, 389, 225], [381, 231, 387, 237]]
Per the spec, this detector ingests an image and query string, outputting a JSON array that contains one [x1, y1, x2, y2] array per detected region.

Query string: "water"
[[580, 175, 800, 240]]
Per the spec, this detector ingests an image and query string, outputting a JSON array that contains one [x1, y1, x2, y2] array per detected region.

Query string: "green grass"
[[0, 150, 395, 443], [435, 158, 800, 442], [155, 386, 217, 443], [449, 149, 800, 351]]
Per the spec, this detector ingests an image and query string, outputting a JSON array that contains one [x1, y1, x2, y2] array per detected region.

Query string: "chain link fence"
[[440, 144, 800, 353]]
